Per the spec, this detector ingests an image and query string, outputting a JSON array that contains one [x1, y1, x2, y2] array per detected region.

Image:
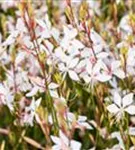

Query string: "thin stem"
[[12, 62, 17, 94], [21, 3, 59, 134]]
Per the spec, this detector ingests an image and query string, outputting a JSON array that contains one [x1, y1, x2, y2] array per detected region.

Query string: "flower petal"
[[95, 74, 111, 82], [51, 136, 61, 145], [59, 131, 69, 146], [78, 116, 87, 122], [113, 69, 125, 79], [49, 90, 59, 98], [114, 92, 121, 107], [78, 122, 93, 130], [68, 58, 79, 68], [68, 70, 79, 81], [70, 140, 82, 150], [125, 105, 135, 115], [26, 86, 39, 97], [49, 82, 59, 89], [123, 93, 133, 108], [107, 104, 119, 114]]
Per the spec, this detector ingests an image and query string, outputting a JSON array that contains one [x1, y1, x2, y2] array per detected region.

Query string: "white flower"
[[51, 130, 81, 150], [110, 60, 125, 79], [90, 29, 107, 53], [58, 57, 80, 81], [60, 25, 77, 50], [2, 30, 19, 46], [119, 15, 132, 35], [36, 15, 51, 39], [22, 97, 41, 126], [26, 76, 59, 98], [107, 92, 135, 120], [26, 97, 41, 112], [26, 86, 39, 97], [0, 84, 14, 111], [77, 115, 93, 130], [6, 69, 32, 92], [66, 112, 93, 130], [81, 60, 111, 84], [36, 14, 60, 42], [111, 132, 125, 150], [48, 82, 59, 98]]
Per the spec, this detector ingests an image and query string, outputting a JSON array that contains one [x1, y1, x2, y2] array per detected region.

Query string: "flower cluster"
[[1, 0, 135, 149]]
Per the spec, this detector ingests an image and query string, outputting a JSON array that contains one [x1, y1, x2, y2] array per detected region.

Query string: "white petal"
[[51, 28, 60, 42], [63, 26, 77, 40], [93, 45, 102, 53], [16, 52, 26, 65], [52, 145, 61, 150], [125, 105, 135, 115], [111, 61, 121, 70], [107, 104, 119, 114], [59, 131, 69, 146], [113, 69, 125, 79], [86, 61, 92, 74], [95, 74, 111, 82], [67, 112, 76, 122], [36, 19, 46, 28], [68, 70, 79, 81], [45, 40, 54, 51], [68, 58, 79, 68], [2, 31, 18, 46], [45, 14, 51, 30], [26, 86, 39, 97], [71, 39, 84, 49], [82, 74, 91, 83], [93, 60, 102, 73], [90, 29, 104, 45], [49, 82, 59, 89], [123, 93, 133, 108], [114, 92, 122, 107], [51, 136, 61, 145], [81, 48, 90, 58], [58, 63, 66, 72], [97, 52, 109, 59], [49, 90, 59, 98], [111, 132, 125, 150], [77, 60, 86, 69], [41, 30, 51, 39], [16, 18, 26, 32], [55, 47, 68, 62], [70, 140, 82, 150], [6, 94, 14, 111], [78, 122, 93, 130], [35, 98, 42, 108], [128, 127, 135, 136], [78, 116, 87, 122]]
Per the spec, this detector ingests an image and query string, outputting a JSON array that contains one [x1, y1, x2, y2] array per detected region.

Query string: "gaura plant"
[[1, 0, 135, 149]]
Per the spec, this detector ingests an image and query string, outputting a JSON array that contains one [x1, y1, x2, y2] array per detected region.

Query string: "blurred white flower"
[[51, 130, 81, 150], [128, 127, 135, 136], [58, 56, 80, 81], [21, 97, 41, 126], [66, 112, 93, 130], [77, 115, 93, 130], [107, 92, 135, 120], [119, 15, 132, 36], [60, 25, 78, 50], [81, 60, 111, 84], [36, 14, 60, 42], [0, 84, 14, 111], [90, 29, 107, 53], [111, 132, 124, 150], [48, 82, 59, 98]]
